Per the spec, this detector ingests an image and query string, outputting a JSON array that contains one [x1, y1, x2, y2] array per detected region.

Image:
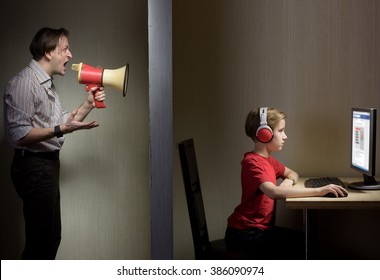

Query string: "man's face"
[[49, 36, 72, 76]]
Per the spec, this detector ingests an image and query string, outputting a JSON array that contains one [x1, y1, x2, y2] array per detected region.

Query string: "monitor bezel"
[[350, 107, 376, 177], [348, 107, 380, 190]]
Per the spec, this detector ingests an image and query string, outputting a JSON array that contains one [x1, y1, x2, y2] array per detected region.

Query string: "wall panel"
[[174, 0, 380, 259], [0, 0, 149, 260]]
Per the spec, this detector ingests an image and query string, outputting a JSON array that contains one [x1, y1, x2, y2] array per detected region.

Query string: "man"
[[3, 27, 106, 259]]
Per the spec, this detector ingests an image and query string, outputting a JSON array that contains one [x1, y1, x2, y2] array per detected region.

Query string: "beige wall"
[[0, 0, 150, 259], [173, 0, 380, 259]]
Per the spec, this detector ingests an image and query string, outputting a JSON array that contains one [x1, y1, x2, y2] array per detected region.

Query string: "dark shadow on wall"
[[0, 139, 24, 259]]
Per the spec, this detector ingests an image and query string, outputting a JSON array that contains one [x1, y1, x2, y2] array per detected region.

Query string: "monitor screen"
[[349, 107, 380, 190]]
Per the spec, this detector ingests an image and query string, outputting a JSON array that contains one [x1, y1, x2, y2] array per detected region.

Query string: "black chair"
[[178, 138, 251, 259]]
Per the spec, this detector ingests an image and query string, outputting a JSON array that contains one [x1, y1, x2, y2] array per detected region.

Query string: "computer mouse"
[[324, 190, 348, 198]]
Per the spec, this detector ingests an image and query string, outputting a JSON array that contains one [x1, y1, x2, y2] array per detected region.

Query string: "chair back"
[[178, 138, 211, 259]]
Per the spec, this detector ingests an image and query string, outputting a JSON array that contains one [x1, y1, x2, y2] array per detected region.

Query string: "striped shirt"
[[4, 59, 69, 152]]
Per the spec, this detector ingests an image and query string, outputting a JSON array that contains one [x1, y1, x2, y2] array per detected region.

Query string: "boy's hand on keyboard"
[[318, 185, 348, 198]]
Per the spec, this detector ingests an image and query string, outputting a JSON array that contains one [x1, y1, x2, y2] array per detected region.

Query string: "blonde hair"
[[245, 107, 286, 142]]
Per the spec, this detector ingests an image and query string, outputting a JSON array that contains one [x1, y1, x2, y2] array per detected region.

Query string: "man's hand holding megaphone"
[[87, 86, 106, 109], [72, 62, 129, 108]]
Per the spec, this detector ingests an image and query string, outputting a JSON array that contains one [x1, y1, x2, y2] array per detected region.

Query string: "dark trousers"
[[225, 226, 305, 260], [11, 152, 61, 260]]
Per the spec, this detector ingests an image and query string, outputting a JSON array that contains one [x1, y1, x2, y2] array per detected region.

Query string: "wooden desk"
[[286, 177, 380, 259], [286, 177, 380, 209]]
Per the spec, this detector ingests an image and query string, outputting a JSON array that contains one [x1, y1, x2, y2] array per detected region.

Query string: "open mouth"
[[62, 61, 69, 71]]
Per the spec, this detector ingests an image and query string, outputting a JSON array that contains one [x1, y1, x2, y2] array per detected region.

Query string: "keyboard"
[[305, 177, 346, 188], [304, 177, 347, 197]]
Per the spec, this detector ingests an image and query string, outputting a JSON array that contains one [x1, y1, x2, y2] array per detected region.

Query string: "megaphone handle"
[[86, 84, 106, 109]]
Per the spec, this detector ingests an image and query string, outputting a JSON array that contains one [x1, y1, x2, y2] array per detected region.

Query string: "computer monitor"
[[348, 107, 380, 190]]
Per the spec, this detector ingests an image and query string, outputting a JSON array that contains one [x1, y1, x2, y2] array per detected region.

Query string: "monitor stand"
[[348, 174, 380, 190]]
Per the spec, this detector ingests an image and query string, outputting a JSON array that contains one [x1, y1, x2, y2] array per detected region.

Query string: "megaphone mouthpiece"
[[71, 64, 80, 71]]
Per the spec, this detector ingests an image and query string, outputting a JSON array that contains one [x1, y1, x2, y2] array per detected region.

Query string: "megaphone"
[[72, 62, 129, 108]]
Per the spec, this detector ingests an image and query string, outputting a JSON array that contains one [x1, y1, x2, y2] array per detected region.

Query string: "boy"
[[225, 107, 347, 259]]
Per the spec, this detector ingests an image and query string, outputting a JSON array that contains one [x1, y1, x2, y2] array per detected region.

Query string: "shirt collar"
[[29, 59, 52, 87]]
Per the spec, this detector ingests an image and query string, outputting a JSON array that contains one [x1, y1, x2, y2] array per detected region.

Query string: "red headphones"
[[256, 107, 273, 143]]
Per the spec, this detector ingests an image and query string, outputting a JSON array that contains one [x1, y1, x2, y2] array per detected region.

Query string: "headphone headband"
[[259, 107, 268, 126]]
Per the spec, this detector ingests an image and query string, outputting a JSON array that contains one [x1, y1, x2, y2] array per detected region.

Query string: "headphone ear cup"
[[256, 125, 273, 143]]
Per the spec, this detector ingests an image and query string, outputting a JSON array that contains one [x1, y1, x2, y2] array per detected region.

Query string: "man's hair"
[[29, 27, 69, 61], [245, 107, 286, 142]]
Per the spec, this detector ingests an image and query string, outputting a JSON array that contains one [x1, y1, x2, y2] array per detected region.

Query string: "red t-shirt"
[[227, 152, 285, 230]]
